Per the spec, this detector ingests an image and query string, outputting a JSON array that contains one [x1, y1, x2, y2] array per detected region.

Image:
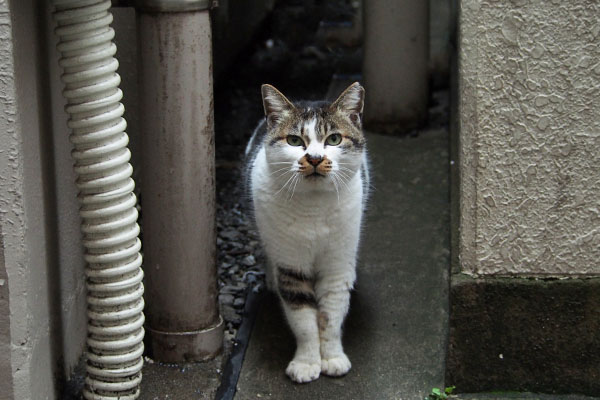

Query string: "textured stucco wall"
[[0, 228, 13, 400], [1, 0, 88, 398], [1, 1, 53, 397], [459, 0, 600, 276], [44, 0, 89, 377]]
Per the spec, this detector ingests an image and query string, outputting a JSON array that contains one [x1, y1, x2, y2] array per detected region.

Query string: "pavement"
[[234, 126, 452, 400], [139, 356, 222, 399]]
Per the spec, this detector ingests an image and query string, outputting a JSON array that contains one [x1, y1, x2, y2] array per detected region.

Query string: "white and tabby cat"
[[245, 82, 368, 383]]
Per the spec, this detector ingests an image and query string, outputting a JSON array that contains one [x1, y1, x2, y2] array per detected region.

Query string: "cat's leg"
[[315, 265, 355, 377], [276, 265, 321, 383]]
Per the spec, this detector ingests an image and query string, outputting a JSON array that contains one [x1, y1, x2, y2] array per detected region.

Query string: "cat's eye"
[[286, 135, 304, 147], [325, 134, 342, 146]]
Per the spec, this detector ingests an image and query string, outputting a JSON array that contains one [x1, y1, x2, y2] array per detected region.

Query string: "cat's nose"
[[306, 155, 323, 166]]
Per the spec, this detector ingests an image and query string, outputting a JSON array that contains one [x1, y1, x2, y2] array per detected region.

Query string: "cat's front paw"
[[286, 360, 321, 383], [321, 353, 351, 377]]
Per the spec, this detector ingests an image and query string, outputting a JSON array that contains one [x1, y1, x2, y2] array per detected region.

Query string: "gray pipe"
[[136, 2, 223, 362], [363, 0, 430, 133]]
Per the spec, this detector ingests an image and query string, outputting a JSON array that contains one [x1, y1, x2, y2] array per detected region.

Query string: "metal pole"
[[52, 1, 145, 398], [136, 1, 223, 362], [363, 0, 430, 134]]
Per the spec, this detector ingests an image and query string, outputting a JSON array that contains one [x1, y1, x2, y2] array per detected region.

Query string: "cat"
[[245, 82, 368, 383]]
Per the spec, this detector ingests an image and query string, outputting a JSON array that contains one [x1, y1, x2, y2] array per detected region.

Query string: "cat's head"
[[260, 82, 366, 195]]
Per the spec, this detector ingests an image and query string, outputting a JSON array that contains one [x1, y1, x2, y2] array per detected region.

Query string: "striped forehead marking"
[[303, 118, 317, 143]]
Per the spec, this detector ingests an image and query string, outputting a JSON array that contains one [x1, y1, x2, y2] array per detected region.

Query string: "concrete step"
[[455, 393, 599, 400]]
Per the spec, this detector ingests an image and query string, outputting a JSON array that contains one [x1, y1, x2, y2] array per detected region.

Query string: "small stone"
[[221, 283, 246, 294], [222, 305, 242, 325], [224, 330, 236, 343], [233, 297, 245, 309], [241, 255, 256, 266], [230, 241, 243, 250], [219, 294, 234, 306], [222, 255, 235, 264], [252, 283, 264, 293], [220, 229, 240, 241], [227, 265, 239, 275], [220, 262, 232, 270]]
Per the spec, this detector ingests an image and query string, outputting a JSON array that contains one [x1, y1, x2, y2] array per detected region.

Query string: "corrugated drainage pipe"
[[52, 1, 145, 398]]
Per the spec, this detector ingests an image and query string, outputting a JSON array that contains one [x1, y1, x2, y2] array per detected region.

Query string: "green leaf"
[[445, 386, 456, 395]]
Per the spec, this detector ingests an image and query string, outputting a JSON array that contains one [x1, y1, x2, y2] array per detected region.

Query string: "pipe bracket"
[[147, 316, 224, 362], [135, 0, 214, 12]]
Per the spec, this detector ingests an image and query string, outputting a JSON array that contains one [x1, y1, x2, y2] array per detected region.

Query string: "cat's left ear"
[[330, 82, 365, 126]]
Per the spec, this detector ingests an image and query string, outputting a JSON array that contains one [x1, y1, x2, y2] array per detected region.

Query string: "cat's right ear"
[[261, 84, 294, 127]]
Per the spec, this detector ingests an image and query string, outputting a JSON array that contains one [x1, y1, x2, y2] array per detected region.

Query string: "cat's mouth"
[[306, 172, 326, 178]]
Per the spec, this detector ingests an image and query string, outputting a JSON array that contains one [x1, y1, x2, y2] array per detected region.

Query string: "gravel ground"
[[215, 164, 266, 352]]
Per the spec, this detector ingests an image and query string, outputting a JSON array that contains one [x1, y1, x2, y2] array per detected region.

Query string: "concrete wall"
[[0, 0, 87, 398], [458, 0, 600, 277]]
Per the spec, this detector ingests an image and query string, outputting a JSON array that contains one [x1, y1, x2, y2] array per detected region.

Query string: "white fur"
[[249, 132, 366, 383]]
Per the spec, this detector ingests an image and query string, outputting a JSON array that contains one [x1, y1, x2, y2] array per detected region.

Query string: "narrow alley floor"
[[234, 124, 451, 400]]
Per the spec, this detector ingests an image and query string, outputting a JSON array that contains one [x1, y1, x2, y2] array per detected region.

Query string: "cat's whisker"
[[285, 174, 296, 198], [338, 176, 352, 191], [338, 166, 356, 175], [274, 172, 297, 198], [336, 168, 351, 179], [337, 168, 358, 181], [288, 175, 300, 201], [333, 171, 351, 194], [330, 174, 341, 203], [335, 170, 353, 188], [272, 169, 293, 182], [269, 166, 293, 176]]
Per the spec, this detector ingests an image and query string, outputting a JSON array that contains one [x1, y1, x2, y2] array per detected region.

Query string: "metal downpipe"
[[362, 0, 430, 133], [136, 1, 223, 362], [52, 1, 145, 398]]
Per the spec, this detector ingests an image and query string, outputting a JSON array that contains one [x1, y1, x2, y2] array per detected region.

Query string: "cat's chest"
[[255, 192, 359, 241]]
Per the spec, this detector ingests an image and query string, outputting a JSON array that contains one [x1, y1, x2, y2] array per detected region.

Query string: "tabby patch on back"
[[245, 83, 368, 383]]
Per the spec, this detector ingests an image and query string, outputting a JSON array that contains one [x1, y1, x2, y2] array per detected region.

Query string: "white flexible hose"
[[52, 0, 145, 398]]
